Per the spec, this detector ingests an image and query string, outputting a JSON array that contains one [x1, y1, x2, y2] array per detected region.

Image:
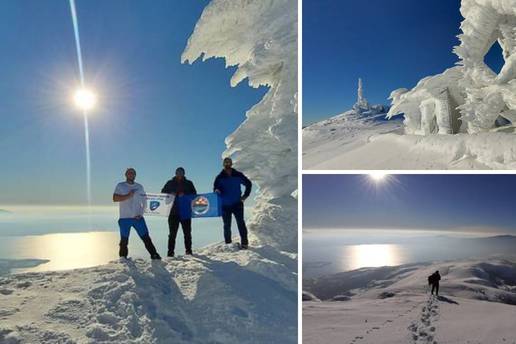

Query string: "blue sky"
[[303, 0, 505, 125], [303, 174, 516, 234], [0, 1, 267, 205]]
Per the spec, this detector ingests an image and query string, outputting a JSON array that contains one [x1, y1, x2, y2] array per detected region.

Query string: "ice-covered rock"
[[388, 0, 516, 134], [182, 0, 298, 252]]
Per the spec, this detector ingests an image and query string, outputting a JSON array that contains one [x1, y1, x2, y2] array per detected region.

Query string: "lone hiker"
[[213, 157, 252, 249], [428, 270, 441, 296], [113, 168, 161, 260], [161, 167, 197, 257]]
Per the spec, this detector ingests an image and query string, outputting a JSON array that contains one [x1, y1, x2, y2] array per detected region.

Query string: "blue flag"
[[178, 192, 222, 220]]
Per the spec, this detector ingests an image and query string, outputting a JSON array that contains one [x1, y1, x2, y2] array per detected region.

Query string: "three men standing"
[[214, 157, 252, 249], [161, 167, 197, 257], [112, 158, 253, 259]]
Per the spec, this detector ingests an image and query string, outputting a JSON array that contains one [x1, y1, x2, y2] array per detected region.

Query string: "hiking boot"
[[167, 252, 175, 258], [119, 237, 129, 257], [141, 234, 159, 257], [240, 243, 249, 250], [185, 250, 193, 255], [151, 253, 161, 260]]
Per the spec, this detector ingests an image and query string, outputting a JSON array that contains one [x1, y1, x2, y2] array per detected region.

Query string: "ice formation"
[[388, 0, 516, 134], [182, 0, 298, 252]]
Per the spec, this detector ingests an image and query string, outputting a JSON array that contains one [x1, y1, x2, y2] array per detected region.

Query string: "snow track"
[[408, 296, 439, 344], [303, 257, 516, 344]]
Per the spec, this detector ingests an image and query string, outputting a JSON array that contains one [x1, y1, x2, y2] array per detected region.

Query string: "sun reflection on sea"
[[345, 244, 404, 271], [10, 232, 119, 273]]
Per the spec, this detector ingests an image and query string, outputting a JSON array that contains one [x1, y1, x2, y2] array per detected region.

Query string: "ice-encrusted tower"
[[353, 78, 370, 111]]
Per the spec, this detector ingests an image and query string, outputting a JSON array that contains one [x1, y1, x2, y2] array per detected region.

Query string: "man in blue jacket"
[[213, 157, 252, 249]]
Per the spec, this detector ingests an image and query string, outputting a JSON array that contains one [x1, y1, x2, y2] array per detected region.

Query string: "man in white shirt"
[[113, 168, 161, 260]]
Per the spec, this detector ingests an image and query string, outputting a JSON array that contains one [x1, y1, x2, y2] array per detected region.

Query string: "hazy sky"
[[0, 1, 266, 205], [303, 174, 516, 234], [303, 0, 505, 125]]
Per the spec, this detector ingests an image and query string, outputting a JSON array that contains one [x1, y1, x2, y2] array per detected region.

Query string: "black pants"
[[168, 214, 192, 255], [222, 202, 248, 245], [431, 283, 439, 296]]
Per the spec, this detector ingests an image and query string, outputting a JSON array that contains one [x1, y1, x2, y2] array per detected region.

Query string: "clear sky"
[[303, 0, 505, 125], [303, 174, 516, 235], [0, 1, 267, 205]]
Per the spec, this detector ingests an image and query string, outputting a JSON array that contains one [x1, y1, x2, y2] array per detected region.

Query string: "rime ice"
[[388, 0, 516, 134]]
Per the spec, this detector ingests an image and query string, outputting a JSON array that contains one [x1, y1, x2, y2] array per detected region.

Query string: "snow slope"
[[303, 113, 516, 169], [0, 243, 297, 344], [303, 257, 516, 344], [302, 110, 403, 169]]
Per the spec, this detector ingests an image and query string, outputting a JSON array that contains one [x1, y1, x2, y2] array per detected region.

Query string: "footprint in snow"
[[408, 296, 440, 344]]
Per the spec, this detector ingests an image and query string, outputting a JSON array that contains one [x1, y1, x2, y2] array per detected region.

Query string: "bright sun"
[[369, 172, 388, 182], [73, 88, 97, 112]]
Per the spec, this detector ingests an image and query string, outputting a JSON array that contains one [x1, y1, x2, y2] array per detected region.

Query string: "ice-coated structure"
[[351, 78, 389, 115], [388, 0, 516, 135], [182, 0, 297, 252], [353, 78, 370, 111]]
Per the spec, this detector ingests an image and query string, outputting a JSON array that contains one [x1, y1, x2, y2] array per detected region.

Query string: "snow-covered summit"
[[303, 257, 516, 344], [351, 78, 389, 116], [0, 1, 298, 343], [304, 256, 516, 305], [0, 243, 297, 343]]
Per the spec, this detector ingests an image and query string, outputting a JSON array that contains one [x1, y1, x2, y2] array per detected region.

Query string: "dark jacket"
[[161, 177, 197, 215], [428, 272, 441, 285], [213, 168, 252, 206]]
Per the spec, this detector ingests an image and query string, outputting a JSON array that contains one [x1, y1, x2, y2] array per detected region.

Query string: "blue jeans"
[[222, 202, 248, 245], [118, 217, 149, 239], [117, 217, 158, 257]]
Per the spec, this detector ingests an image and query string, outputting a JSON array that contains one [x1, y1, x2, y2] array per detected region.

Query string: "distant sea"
[[0, 205, 233, 273], [303, 231, 516, 278]]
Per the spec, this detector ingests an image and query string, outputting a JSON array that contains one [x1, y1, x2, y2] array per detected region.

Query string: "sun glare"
[[369, 172, 388, 182], [348, 244, 403, 270], [73, 88, 97, 112]]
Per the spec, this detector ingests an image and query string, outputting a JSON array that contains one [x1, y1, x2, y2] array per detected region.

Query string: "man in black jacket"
[[161, 167, 197, 257], [213, 157, 252, 249], [428, 270, 441, 296]]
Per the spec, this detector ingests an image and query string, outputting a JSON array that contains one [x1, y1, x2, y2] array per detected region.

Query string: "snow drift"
[[182, 0, 298, 252]]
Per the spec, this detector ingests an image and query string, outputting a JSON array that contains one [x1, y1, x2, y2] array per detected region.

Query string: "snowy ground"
[[0, 243, 297, 344], [303, 257, 516, 344], [302, 111, 516, 170]]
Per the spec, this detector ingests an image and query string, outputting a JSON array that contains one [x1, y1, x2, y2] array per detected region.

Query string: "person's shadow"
[[437, 295, 459, 304]]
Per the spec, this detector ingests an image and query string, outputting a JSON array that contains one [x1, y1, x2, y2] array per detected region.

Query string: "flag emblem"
[[191, 196, 210, 215]]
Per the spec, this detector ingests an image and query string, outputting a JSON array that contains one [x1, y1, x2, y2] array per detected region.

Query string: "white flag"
[[143, 193, 175, 216]]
